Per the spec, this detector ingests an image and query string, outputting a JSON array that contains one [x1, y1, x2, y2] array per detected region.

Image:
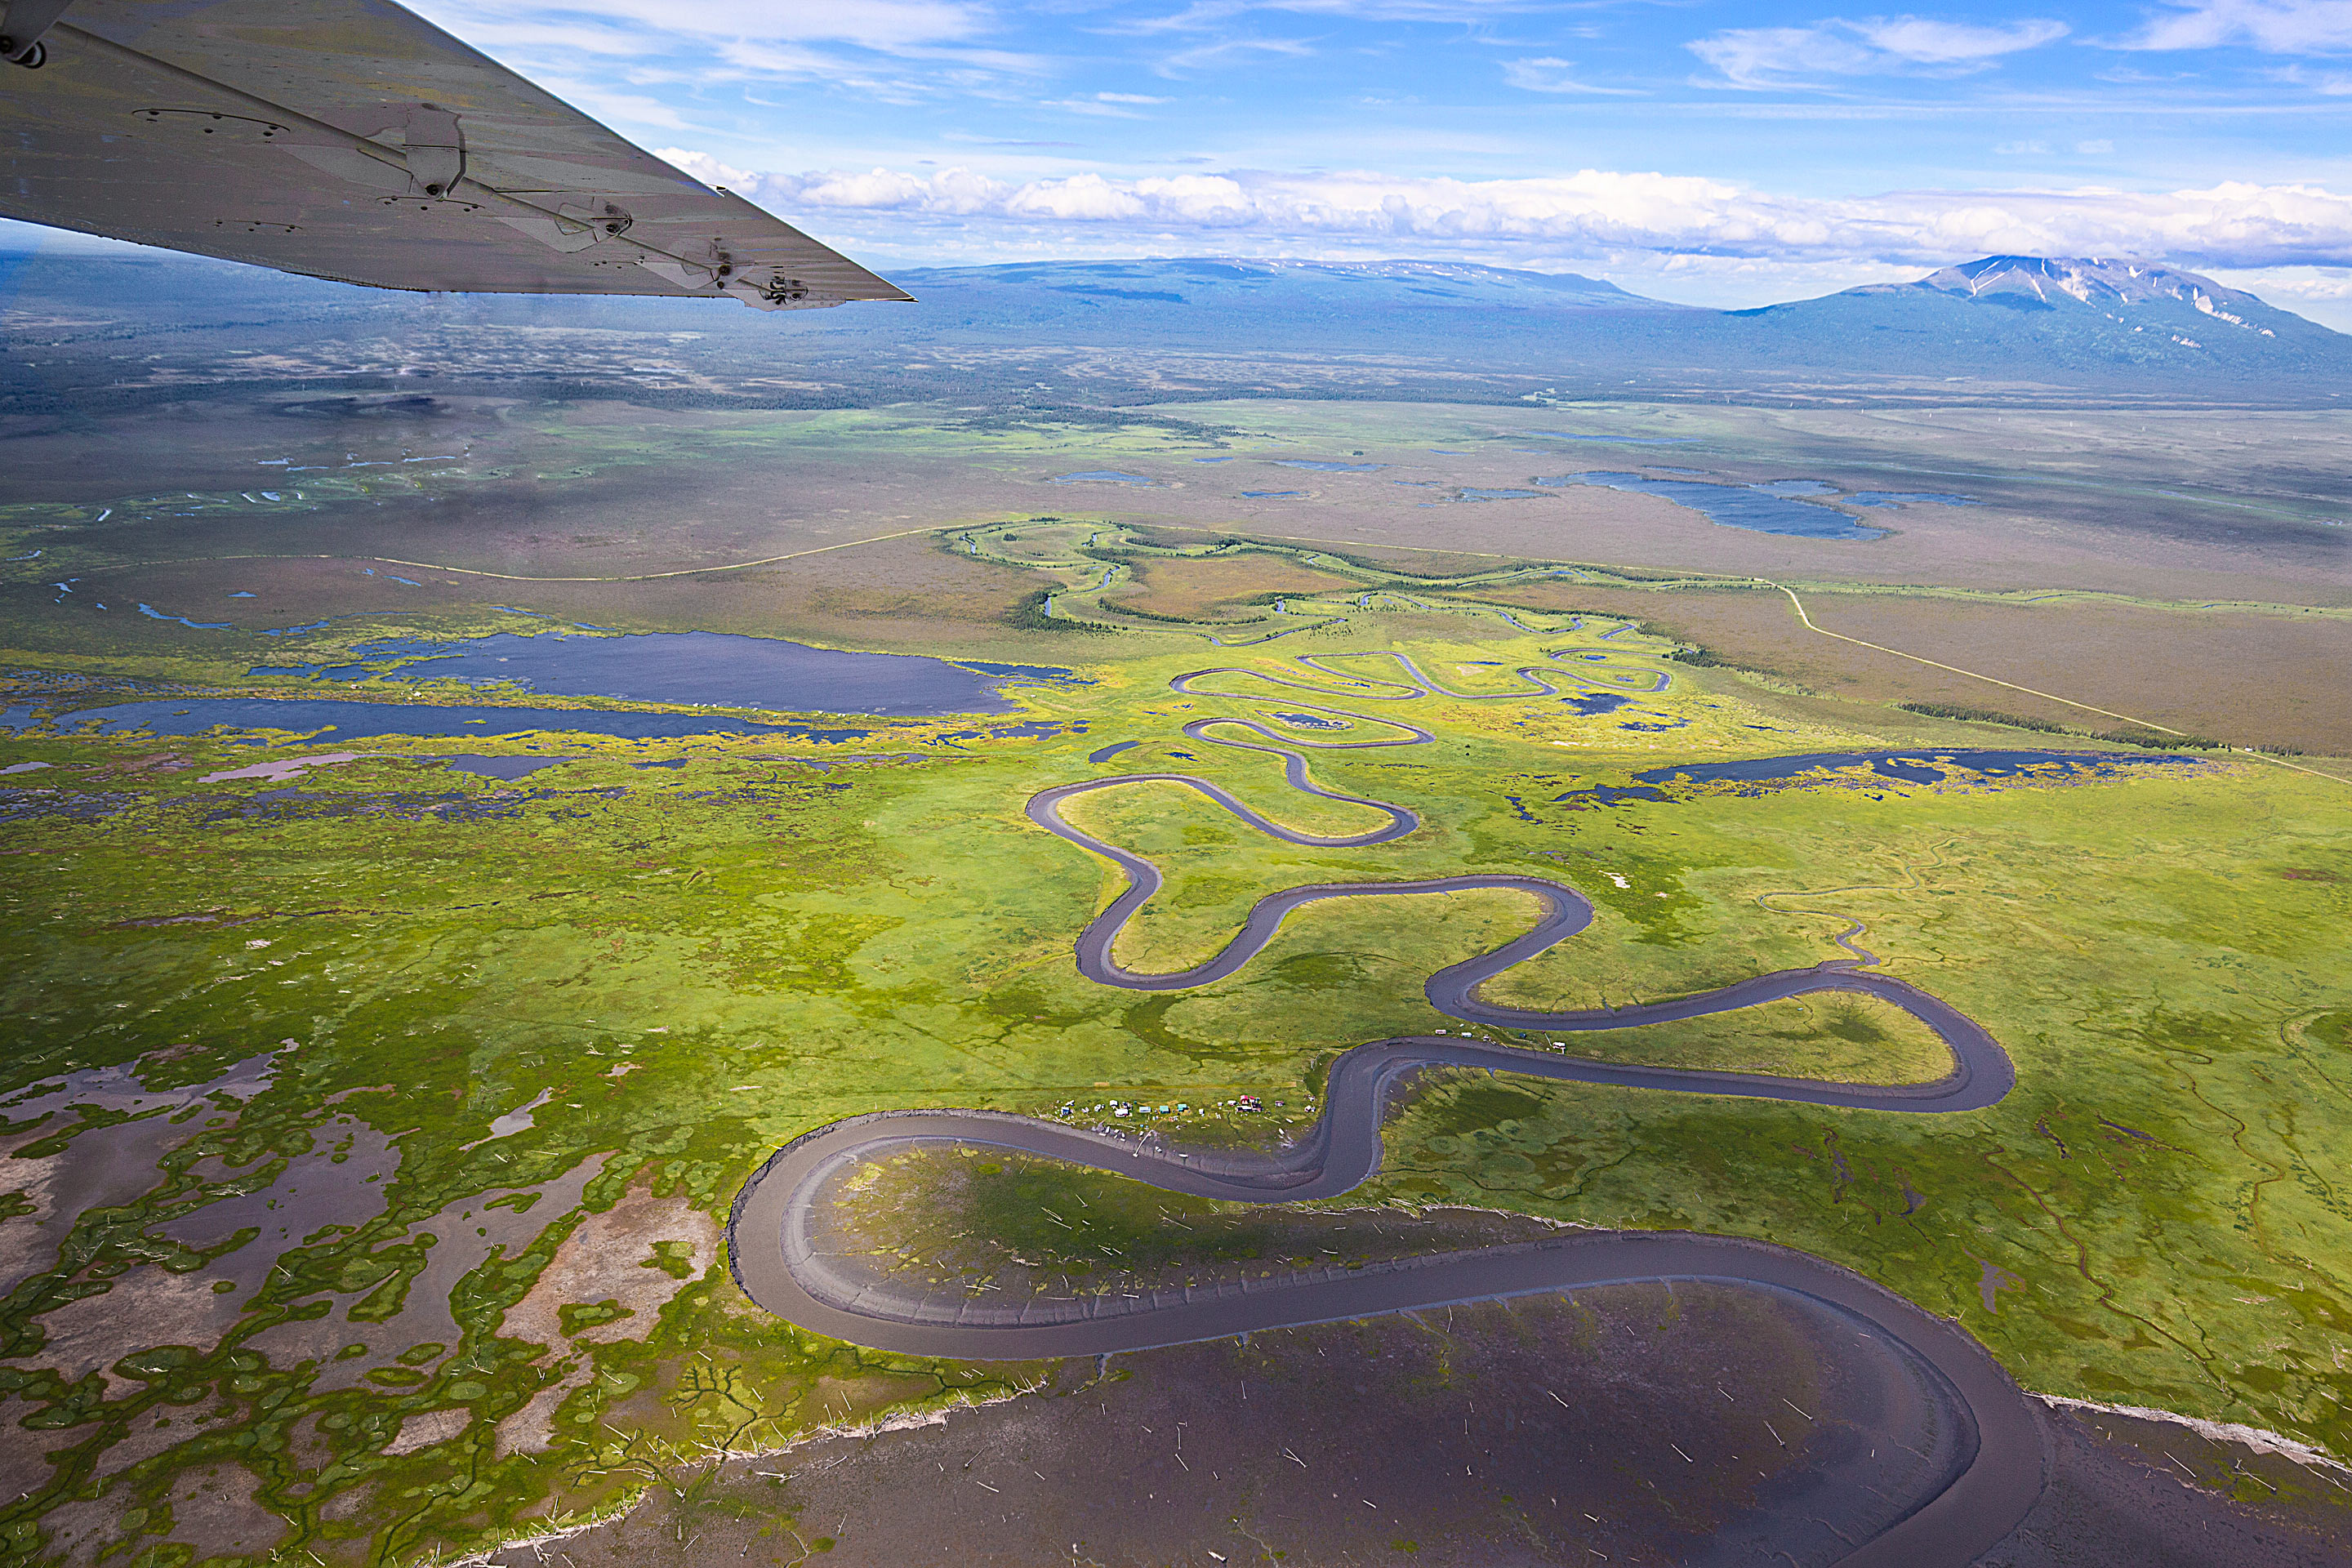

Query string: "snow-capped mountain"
[[1722, 254, 2343, 383], [1878, 256, 2293, 344]]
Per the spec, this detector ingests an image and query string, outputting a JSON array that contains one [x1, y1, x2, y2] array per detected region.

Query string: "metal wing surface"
[[0, 0, 911, 310]]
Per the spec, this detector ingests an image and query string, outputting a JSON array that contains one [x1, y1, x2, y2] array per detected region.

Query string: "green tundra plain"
[[1, 475, 2349, 1563]]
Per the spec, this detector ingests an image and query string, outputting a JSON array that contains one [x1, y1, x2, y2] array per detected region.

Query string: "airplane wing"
[[0, 0, 911, 310]]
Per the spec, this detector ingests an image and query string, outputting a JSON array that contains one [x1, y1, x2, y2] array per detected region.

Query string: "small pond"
[[139, 604, 232, 630], [437, 755, 571, 781]]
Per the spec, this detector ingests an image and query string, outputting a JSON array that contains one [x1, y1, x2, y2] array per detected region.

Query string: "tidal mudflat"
[[492, 1287, 1974, 1568]]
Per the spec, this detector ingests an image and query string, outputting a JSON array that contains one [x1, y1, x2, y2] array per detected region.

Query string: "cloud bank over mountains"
[[410, 0, 2352, 319], [669, 153, 2352, 274]]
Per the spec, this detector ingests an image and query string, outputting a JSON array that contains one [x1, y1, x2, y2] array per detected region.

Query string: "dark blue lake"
[[26, 699, 874, 744], [1540, 473, 1885, 541], [1053, 471, 1155, 485], [251, 630, 1068, 716], [1274, 461, 1385, 473]]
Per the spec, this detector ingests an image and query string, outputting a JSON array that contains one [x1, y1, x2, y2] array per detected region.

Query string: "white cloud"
[[1264, 0, 1548, 16], [1690, 15, 2068, 88], [1995, 139, 2051, 154], [1849, 16, 2069, 62], [1037, 91, 1176, 117], [2118, 0, 2352, 54], [1040, 97, 1149, 117], [710, 39, 873, 81], [533, 78, 702, 131], [2076, 138, 2115, 153], [1154, 33, 1320, 73], [669, 154, 2352, 273], [415, 0, 989, 52], [1688, 27, 1878, 87], [2201, 261, 2352, 327], [1134, 0, 1546, 23], [1501, 56, 1638, 94]]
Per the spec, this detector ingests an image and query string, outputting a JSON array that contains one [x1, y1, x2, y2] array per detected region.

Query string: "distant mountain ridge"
[[891, 252, 2333, 338], [2, 244, 2344, 411], [866, 252, 2347, 394], [898, 256, 1688, 313]]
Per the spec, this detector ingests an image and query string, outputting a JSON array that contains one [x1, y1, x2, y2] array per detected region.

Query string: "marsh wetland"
[[0, 369, 2347, 1564]]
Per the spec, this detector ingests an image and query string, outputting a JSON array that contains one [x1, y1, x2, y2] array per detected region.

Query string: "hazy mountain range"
[[1, 246, 2343, 412], [849, 253, 2347, 394]]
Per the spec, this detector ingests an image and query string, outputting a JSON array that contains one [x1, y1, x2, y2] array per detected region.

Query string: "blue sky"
[[96, 2, 2352, 317]]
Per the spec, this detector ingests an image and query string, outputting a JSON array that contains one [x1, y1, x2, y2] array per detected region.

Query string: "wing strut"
[[0, 0, 908, 309], [47, 21, 818, 307]]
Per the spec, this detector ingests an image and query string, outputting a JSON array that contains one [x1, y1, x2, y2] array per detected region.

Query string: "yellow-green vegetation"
[[1511, 993, 1956, 1085], [0, 562, 2346, 1564]]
